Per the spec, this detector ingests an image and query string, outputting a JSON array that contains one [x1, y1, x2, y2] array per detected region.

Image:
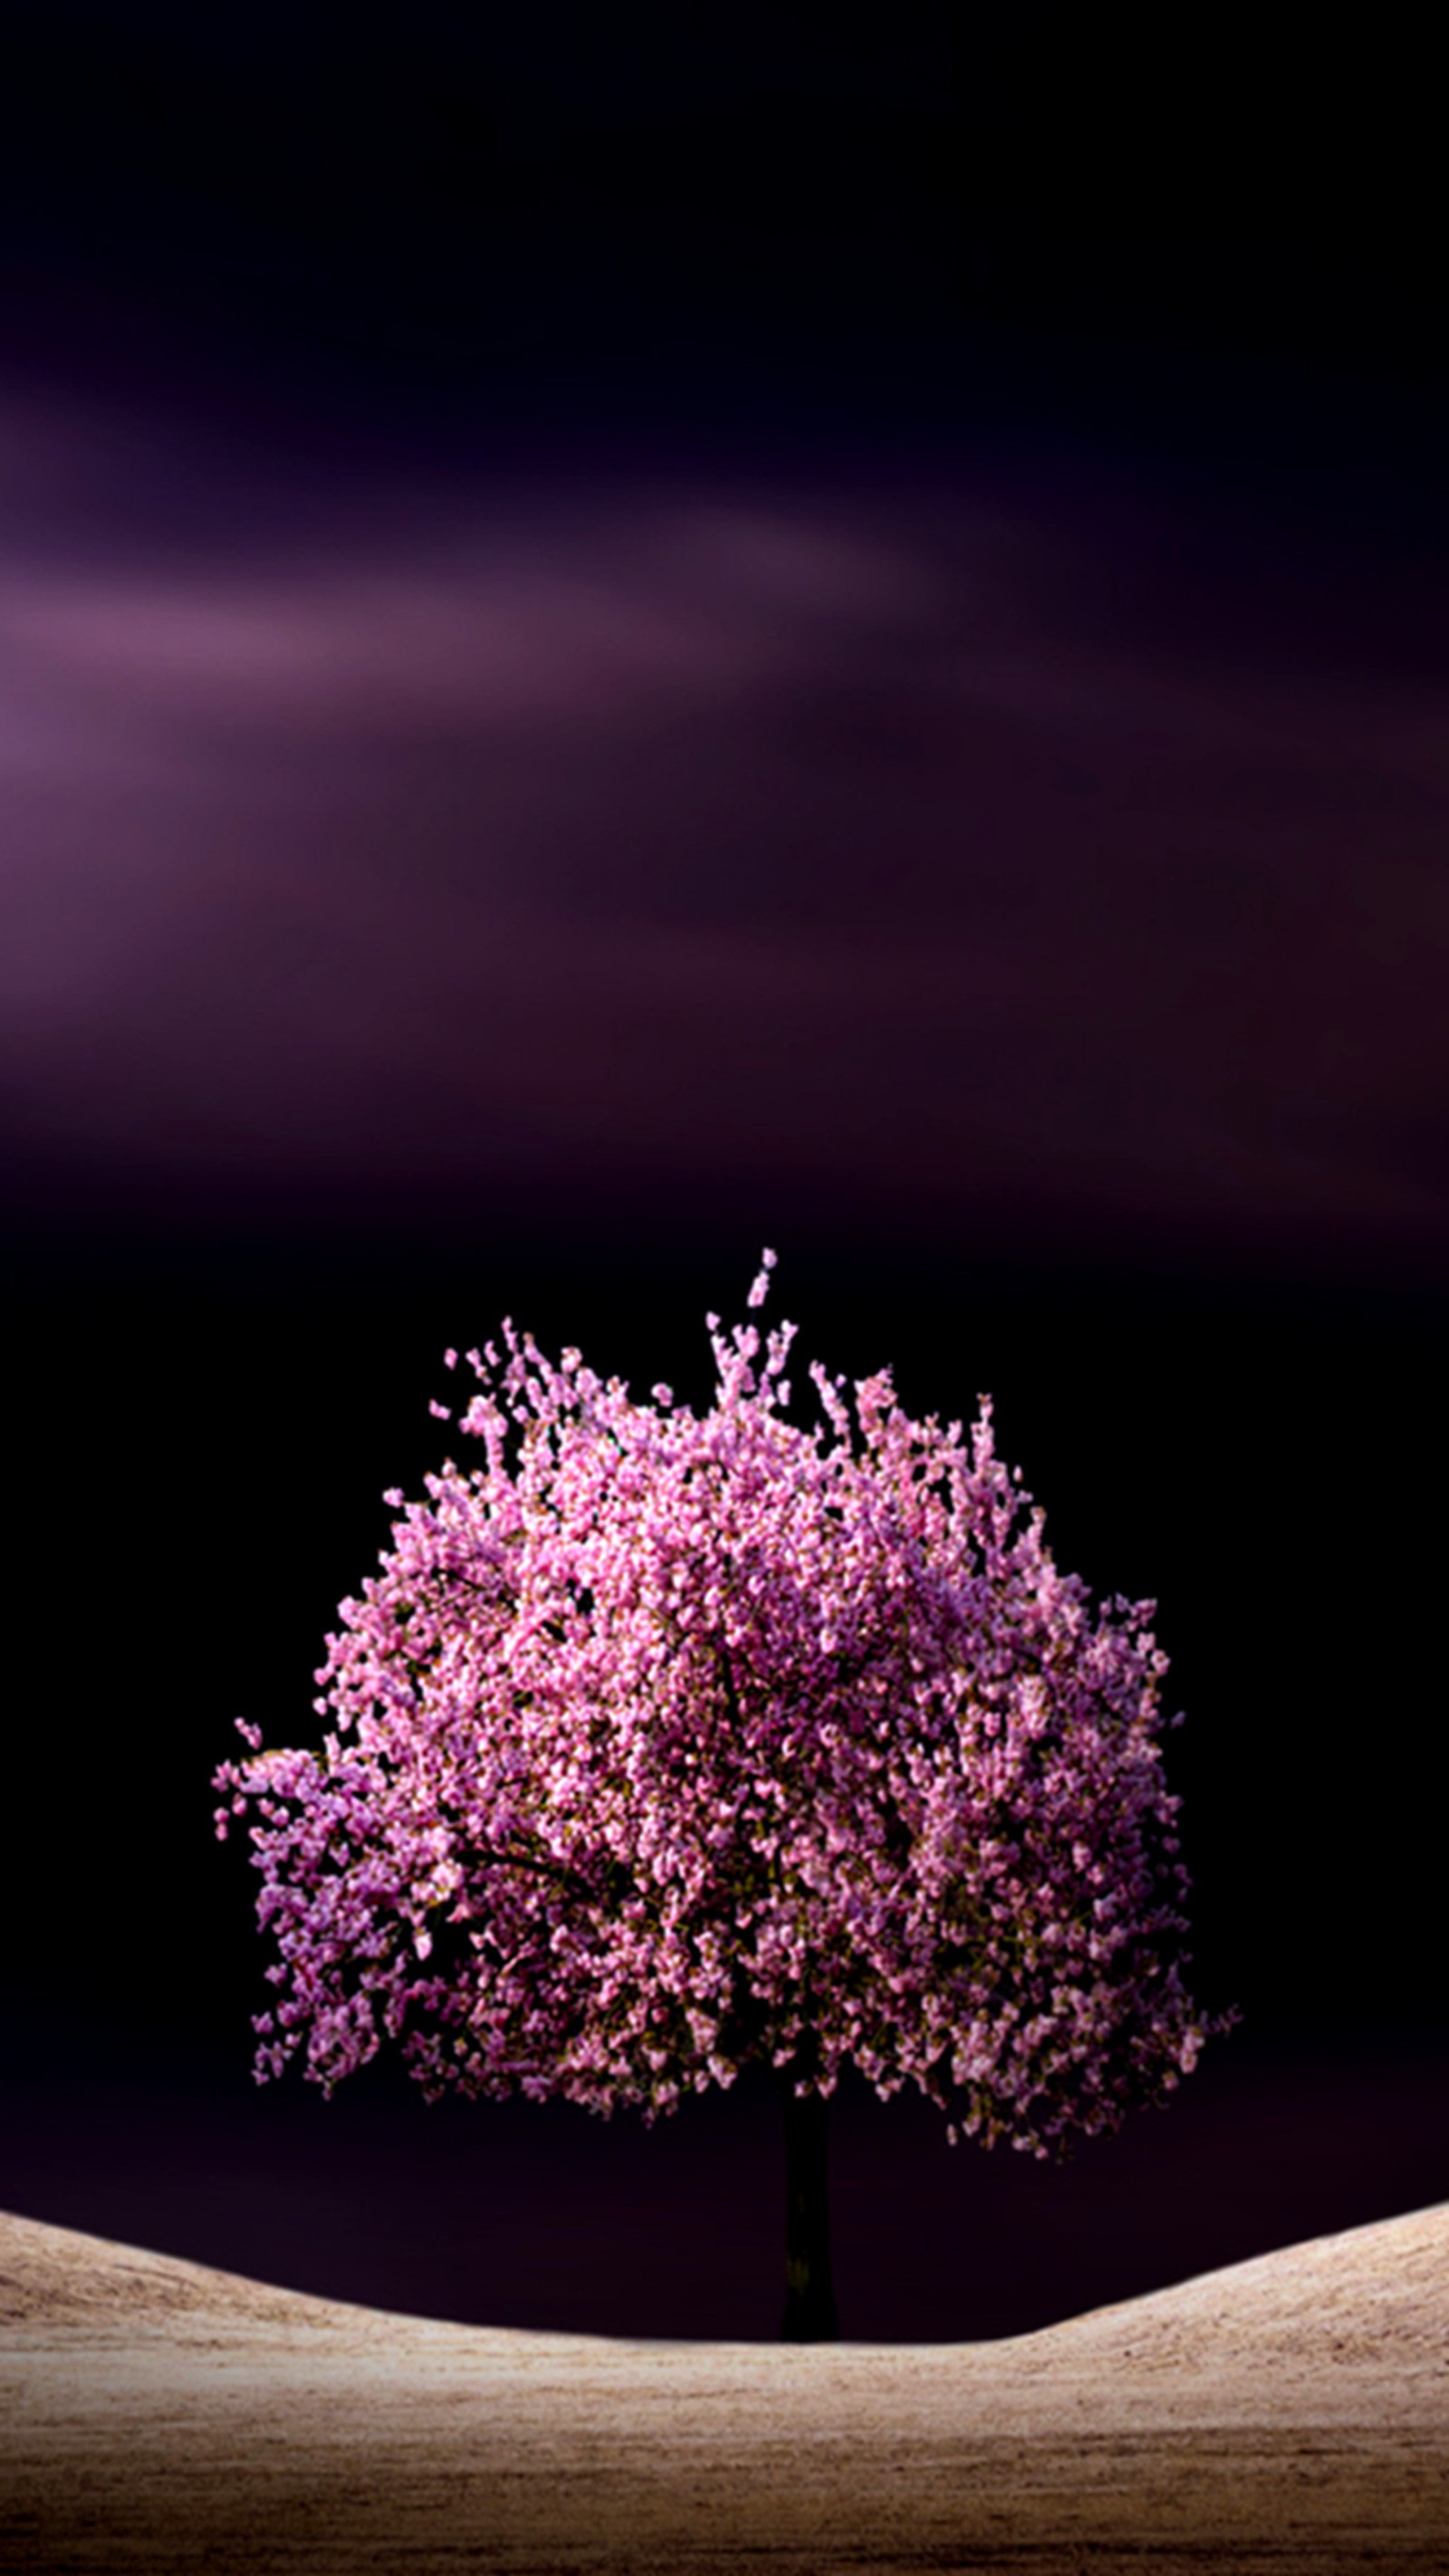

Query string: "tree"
[[215, 1252, 1219, 2340]]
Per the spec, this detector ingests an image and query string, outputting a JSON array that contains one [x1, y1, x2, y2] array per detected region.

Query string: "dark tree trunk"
[[781, 2082, 840, 2341]]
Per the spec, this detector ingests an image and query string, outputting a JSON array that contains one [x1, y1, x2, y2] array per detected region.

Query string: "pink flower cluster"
[[215, 1253, 1218, 2154]]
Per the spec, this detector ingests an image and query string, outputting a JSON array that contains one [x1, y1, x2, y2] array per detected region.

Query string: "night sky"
[[5, 10, 1448, 2341]]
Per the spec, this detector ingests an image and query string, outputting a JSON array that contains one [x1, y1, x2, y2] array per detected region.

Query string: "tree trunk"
[[781, 2082, 840, 2341]]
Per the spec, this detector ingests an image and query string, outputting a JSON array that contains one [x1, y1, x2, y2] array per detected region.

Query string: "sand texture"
[[3, 2200, 1447, 2571]]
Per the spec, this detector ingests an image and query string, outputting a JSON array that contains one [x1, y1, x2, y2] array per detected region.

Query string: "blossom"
[[214, 1255, 1223, 2154]]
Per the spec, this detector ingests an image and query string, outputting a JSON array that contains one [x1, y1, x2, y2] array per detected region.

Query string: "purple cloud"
[[3, 380, 1447, 1273]]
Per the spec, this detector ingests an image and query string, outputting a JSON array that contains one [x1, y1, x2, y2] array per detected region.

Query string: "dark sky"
[[4, 9, 1447, 2340]]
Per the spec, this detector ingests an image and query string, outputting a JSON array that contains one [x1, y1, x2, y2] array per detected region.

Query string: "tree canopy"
[[216, 1253, 1214, 2156]]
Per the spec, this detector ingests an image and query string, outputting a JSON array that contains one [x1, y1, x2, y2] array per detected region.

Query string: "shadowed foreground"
[[2, 2203, 1446, 2571]]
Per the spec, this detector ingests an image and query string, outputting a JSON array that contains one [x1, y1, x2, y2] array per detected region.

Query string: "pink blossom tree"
[[216, 1252, 1218, 2340]]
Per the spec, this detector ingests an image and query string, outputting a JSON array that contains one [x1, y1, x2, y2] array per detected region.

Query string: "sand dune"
[[3, 2201, 1447, 2570]]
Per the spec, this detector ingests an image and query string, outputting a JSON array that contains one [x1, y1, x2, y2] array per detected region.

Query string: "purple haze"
[[5, 375, 1448, 1278]]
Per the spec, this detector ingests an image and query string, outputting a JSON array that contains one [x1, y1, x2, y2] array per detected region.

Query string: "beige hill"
[[3, 2201, 1447, 2571]]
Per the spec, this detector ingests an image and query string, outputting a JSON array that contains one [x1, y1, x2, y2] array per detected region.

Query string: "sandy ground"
[[2, 2201, 1447, 2571]]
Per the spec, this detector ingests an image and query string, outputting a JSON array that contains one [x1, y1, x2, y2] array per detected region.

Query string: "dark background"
[[3, 7, 1447, 2341]]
